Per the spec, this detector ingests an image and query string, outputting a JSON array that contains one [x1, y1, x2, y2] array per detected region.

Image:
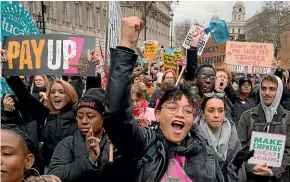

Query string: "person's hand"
[[120, 17, 144, 49], [87, 49, 100, 65], [86, 127, 100, 162], [191, 31, 201, 47], [232, 146, 254, 169], [1, 42, 7, 63], [252, 163, 271, 176], [39, 92, 48, 102], [3, 94, 15, 112]]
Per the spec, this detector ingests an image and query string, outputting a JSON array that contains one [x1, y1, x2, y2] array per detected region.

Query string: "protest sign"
[[1, 1, 40, 42], [280, 31, 290, 70], [2, 34, 95, 76], [144, 40, 158, 59], [198, 38, 226, 66], [105, 1, 122, 68], [227, 64, 248, 73], [0, 76, 15, 99], [248, 131, 286, 168], [225, 41, 274, 73], [173, 49, 183, 61], [252, 66, 275, 75], [164, 53, 178, 76], [182, 21, 210, 56]]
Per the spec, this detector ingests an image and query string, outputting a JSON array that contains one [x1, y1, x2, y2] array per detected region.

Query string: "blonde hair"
[[47, 79, 78, 112], [131, 85, 146, 100], [26, 175, 61, 182], [30, 75, 50, 94], [215, 65, 232, 81]]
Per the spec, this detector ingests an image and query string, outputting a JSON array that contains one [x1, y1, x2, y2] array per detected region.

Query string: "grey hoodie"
[[259, 75, 283, 127]]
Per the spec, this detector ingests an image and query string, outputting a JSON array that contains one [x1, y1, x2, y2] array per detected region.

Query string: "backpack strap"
[[137, 142, 157, 169]]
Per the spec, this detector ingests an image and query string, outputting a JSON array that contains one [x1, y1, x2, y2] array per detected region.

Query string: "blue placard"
[[1, 1, 40, 42], [0, 76, 15, 99]]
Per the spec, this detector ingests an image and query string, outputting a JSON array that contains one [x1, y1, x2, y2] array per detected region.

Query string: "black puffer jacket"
[[103, 47, 224, 182], [6, 76, 78, 166], [47, 129, 130, 182]]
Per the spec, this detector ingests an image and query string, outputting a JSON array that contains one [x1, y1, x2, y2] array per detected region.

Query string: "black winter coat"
[[6, 76, 78, 166], [47, 129, 132, 182], [103, 47, 224, 182]]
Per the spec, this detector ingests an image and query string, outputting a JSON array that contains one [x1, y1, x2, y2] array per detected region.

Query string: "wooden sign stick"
[[175, 66, 185, 86], [109, 143, 114, 162]]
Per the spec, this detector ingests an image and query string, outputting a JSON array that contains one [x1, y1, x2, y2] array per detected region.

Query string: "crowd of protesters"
[[1, 16, 290, 182]]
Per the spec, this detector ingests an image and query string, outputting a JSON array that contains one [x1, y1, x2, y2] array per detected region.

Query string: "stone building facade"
[[120, 1, 172, 48], [21, 1, 172, 50], [227, 1, 246, 40]]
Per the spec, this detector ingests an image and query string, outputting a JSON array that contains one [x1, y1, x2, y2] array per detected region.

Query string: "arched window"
[[239, 8, 242, 12], [234, 14, 237, 20]]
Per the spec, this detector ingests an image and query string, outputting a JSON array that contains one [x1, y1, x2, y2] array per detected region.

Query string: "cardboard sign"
[[1, 1, 40, 42], [182, 22, 210, 56], [248, 131, 286, 167], [3, 34, 95, 76], [173, 49, 183, 61], [198, 38, 226, 66], [144, 40, 158, 58], [164, 53, 178, 77], [0, 76, 15, 99], [225, 41, 274, 73], [280, 31, 290, 69]]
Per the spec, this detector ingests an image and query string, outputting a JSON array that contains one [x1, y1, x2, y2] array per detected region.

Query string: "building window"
[[238, 29, 241, 33], [96, 7, 100, 29], [234, 14, 237, 20], [238, 15, 241, 20], [239, 8, 242, 12], [75, 3, 80, 25], [44, 1, 53, 18], [62, 2, 67, 22], [232, 28, 235, 33], [86, 5, 92, 27], [28, 1, 34, 13]]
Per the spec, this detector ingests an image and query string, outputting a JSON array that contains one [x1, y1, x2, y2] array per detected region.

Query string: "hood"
[[259, 75, 283, 123]]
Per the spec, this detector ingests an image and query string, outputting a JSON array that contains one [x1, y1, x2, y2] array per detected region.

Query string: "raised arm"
[[103, 17, 155, 159]]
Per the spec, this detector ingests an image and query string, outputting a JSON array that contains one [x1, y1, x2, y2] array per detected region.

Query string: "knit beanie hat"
[[77, 88, 105, 114], [239, 77, 252, 89]]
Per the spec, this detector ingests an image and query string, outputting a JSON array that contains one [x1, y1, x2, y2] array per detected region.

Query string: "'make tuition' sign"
[[248, 131, 286, 167], [3, 34, 95, 76]]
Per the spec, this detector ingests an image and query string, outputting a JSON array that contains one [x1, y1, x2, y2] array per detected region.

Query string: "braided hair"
[[1, 124, 39, 179], [26, 175, 61, 182]]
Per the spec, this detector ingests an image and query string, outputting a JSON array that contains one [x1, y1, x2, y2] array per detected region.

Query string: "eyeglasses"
[[198, 74, 216, 81], [204, 92, 225, 98], [161, 102, 195, 117]]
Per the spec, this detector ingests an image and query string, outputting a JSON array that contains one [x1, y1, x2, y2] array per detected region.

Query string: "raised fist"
[[120, 17, 144, 49]]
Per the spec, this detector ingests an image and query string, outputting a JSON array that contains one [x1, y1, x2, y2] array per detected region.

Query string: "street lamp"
[[36, 12, 44, 33], [170, 1, 179, 48]]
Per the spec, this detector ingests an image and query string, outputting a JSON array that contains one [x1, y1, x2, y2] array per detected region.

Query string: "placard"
[[164, 53, 178, 77], [144, 40, 158, 59], [105, 1, 122, 68], [252, 66, 275, 75], [0, 76, 15, 99], [227, 64, 248, 73], [280, 31, 290, 70], [182, 21, 210, 56], [248, 131, 286, 168], [198, 38, 226, 66], [1, 1, 40, 42], [2, 34, 95, 76]]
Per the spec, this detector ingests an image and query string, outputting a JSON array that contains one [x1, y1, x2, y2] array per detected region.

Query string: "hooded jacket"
[[237, 76, 290, 182]]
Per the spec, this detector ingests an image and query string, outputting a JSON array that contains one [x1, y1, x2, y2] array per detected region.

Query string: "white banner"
[[182, 21, 210, 56], [105, 1, 122, 67]]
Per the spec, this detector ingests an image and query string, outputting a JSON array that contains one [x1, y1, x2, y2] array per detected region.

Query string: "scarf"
[[132, 100, 148, 117], [197, 117, 231, 162]]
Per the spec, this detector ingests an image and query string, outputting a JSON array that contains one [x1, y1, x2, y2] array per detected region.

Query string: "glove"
[[233, 146, 255, 169]]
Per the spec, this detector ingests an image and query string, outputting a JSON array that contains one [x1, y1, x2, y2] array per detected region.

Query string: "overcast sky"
[[173, 1, 263, 24]]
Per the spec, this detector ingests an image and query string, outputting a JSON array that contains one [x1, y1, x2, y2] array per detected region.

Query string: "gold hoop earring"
[[23, 168, 40, 181]]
